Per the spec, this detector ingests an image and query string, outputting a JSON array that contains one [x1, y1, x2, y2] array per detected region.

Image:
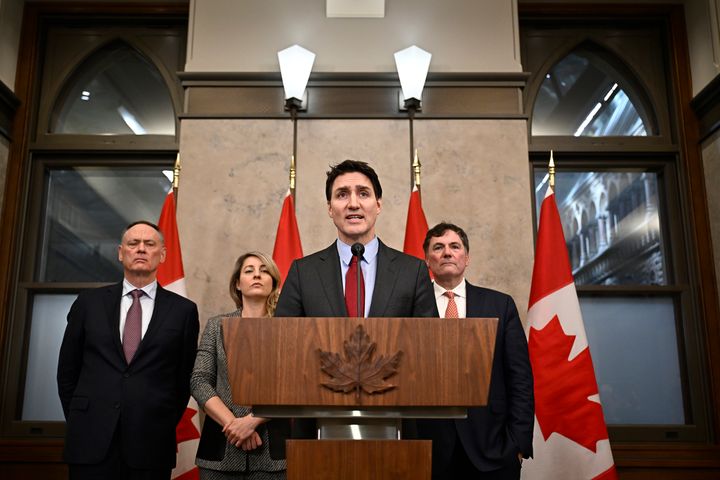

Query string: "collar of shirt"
[[433, 279, 467, 318], [122, 278, 158, 300], [433, 279, 466, 301], [336, 237, 378, 317], [120, 278, 158, 341], [336, 236, 379, 267]]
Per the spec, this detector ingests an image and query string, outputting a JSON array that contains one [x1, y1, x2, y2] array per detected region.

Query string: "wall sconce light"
[[394, 45, 431, 112], [278, 44, 316, 112], [395, 45, 431, 181]]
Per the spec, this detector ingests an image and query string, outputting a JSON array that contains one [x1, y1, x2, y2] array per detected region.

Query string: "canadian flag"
[[402, 184, 429, 260], [157, 191, 201, 480], [521, 187, 617, 480], [272, 189, 303, 285]]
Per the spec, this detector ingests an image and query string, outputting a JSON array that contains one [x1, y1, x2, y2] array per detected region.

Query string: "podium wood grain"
[[222, 317, 498, 407], [286, 440, 432, 480]]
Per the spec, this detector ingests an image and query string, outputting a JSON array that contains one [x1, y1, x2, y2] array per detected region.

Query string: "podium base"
[[317, 418, 401, 439], [286, 439, 431, 480]]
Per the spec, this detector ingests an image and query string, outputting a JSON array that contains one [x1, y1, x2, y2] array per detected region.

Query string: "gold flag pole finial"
[[412, 149, 422, 189], [289, 154, 296, 194], [173, 153, 181, 190], [548, 150, 555, 190], [172, 154, 181, 211]]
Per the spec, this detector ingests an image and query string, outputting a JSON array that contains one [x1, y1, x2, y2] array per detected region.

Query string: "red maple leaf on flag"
[[529, 315, 609, 453], [175, 407, 200, 446]]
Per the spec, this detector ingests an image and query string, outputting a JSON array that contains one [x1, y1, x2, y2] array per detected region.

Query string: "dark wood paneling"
[[0, 440, 65, 480], [0, 464, 67, 480], [181, 72, 529, 119], [690, 73, 720, 141], [618, 469, 720, 480], [0, 80, 20, 140], [287, 440, 432, 480], [422, 87, 521, 115]]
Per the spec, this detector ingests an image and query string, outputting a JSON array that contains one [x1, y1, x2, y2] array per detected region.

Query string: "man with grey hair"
[[58, 220, 199, 480]]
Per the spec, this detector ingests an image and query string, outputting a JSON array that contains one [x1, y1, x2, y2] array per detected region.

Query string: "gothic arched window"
[[50, 41, 176, 135]]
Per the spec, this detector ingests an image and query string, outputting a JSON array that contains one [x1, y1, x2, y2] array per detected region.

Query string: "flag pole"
[[548, 149, 555, 190], [173, 153, 181, 212], [408, 108, 416, 189]]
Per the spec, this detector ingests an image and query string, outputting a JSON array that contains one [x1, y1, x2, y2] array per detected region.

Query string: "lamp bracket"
[[284, 91, 308, 112], [399, 92, 422, 112]]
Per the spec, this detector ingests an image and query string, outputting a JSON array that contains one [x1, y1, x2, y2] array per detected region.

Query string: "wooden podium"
[[223, 317, 498, 480]]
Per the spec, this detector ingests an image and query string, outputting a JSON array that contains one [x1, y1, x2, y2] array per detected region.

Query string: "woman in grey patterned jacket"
[[191, 251, 287, 480]]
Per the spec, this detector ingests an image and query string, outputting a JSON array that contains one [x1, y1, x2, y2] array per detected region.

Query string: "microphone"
[[351, 243, 365, 257], [351, 243, 365, 317]]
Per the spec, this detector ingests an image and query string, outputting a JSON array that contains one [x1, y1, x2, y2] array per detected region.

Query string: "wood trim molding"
[[690, 73, 720, 141], [668, 5, 720, 446], [0, 439, 63, 462], [0, 80, 20, 141], [181, 71, 530, 119], [614, 444, 720, 469]]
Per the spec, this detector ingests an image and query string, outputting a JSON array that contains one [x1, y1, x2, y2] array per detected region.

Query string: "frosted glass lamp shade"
[[278, 44, 316, 101], [394, 45, 431, 101]]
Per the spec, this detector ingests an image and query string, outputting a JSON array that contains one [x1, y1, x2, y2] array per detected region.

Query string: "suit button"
[[123, 373, 130, 378], [114, 403, 120, 409]]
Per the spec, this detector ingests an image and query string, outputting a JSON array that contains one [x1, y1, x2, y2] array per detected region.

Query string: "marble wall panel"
[[178, 119, 293, 326], [294, 119, 411, 255], [415, 119, 534, 320], [179, 117, 533, 328]]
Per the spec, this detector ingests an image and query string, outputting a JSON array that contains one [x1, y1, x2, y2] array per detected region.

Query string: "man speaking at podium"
[[275, 159, 437, 320], [417, 222, 533, 480], [274, 159, 437, 444]]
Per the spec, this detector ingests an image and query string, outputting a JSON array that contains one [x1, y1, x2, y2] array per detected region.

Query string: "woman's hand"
[[223, 414, 261, 447], [240, 431, 263, 451]]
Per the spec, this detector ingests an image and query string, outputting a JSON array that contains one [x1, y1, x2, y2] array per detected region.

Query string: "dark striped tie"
[[123, 289, 143, 362]]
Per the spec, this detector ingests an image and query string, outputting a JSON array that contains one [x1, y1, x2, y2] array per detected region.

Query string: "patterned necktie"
[[123, 289, 144, 363], [345, 256, 365, 317], [444, 291, 459, 318]]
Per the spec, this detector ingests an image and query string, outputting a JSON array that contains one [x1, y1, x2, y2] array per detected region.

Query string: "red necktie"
[[345, 256, 365, 317], [444, 291, 459, 318], [123, 289, 143, 362]]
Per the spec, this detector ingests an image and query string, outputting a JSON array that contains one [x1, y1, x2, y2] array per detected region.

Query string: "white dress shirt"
[[119, 278, 157, 341], [433, 279, 467, 318]]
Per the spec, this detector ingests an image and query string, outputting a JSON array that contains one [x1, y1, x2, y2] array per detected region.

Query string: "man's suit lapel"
[[368, 241, 398, 317], [465, 282, 486, 317], [134, 285, 172, 360], [317, 243, 346, 316], [104, 282, 125, 363]]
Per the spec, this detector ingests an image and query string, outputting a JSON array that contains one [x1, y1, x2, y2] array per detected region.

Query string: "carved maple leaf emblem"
[[318, 325, 403, 402], [529, 315, 609, 453]]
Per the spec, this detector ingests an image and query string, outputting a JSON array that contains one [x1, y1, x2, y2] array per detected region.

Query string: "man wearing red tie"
[[275, 159, 436, 320], [417, 222, 534, 480], [275, 159, 437, 444]]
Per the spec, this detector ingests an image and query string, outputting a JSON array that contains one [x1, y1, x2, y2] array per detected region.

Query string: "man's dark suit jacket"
[[275, 240, 438, 318], [417, 281, 534, 474], [273, 240, 438, 446], [57, 282, 199, 469]]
